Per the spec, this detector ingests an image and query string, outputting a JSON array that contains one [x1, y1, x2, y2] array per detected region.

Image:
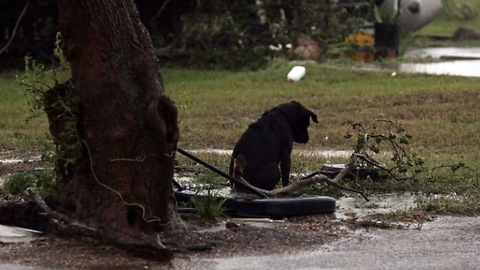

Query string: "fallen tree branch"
[[25, 189, 172, 260], [0, 0, 30, 55], [25, 188, 97, 236], [233, 149, 369, 201]]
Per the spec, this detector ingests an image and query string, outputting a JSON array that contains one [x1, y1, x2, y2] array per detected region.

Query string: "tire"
[[223, 196, 336, 218], [174, 189, 336, 219]]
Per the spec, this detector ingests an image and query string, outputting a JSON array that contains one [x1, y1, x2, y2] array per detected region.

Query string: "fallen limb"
[[233, 151, 368, 200], [26, 189, 97, 236], [25, 189, 172, 260], [232, 134, 373, 200], [0, 200, 48, 231]]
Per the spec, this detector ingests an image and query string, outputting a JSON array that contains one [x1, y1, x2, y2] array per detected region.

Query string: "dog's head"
[[277, 101, 318, 143]]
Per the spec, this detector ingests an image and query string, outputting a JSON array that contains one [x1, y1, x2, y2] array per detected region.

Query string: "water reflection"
[[400, 60, 480, 77], [401, 47, 480, 77], [336, 193, 418, 219], [404, 47, 480, 59], [0, 225, 42, 243]]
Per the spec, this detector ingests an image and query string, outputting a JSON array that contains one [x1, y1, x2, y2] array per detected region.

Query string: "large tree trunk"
[[55, 0, 182, 240]]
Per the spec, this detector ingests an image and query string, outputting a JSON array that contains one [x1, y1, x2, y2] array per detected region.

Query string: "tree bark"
[[55, 0, 183, 241]]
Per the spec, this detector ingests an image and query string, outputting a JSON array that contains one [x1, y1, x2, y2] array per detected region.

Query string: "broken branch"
[[25, 189, 172, 260]]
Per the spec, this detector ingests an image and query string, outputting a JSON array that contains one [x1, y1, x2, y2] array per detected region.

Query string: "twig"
[[0, 0, 30, 55], [232, 150, 369, 201]]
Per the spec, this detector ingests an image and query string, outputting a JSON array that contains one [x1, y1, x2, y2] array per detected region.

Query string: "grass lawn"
[[3, 61, 478, 172], [162, 62, 480, 159]]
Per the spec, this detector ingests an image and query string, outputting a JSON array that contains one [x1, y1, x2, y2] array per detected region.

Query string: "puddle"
[[0, 225, 43, 243], [348, 47, 480, 78], [295, 149, 352, 158], [188, 149, 354, 159], [335, 193, 418, 219], [175, 177, 232, 197], [0, 159, 27, 164], [0, 158, 40, 164], [400, 60, 480, 77], [189, 149, 232, 156], [404, 47, 480, 60], [400, 47, 480, 77]]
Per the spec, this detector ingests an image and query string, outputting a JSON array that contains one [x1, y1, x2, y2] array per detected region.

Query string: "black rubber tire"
[[223, 196, 336, 218], [174, 190, 336, 218]]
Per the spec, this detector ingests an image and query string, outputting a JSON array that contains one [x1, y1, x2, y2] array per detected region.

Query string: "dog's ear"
[[310, 111, 318, 123]]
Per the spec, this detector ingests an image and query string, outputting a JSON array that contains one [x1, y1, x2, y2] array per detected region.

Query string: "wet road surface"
[[172, 216, 480, 270], [401, 47, 480, 77]]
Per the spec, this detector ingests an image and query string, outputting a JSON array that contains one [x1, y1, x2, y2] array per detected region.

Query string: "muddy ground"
[[0, 157, 342, 269], [0, 157, 427, 269], [0, 214, 353, 269]]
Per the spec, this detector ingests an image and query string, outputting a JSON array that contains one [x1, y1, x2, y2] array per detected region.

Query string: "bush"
[[159, 1, 361, 70]]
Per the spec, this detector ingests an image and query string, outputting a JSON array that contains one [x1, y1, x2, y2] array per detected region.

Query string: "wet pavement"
[[0, 226, 48, 270], [171, 215, 480, 270], [404, 47, 480, 60], [0, 225, 42, 244], [336, 193, 418, 218], [400, 60, 480, 77], [348, 47, 480, 78], [401, 47, 480, 77]]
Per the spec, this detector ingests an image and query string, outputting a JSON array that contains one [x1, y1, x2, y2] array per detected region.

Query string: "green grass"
[[163, 62, 480, 209], [3, 61, 480, 169], [416, 13, 480, 37], [0, 72, 49, 156], [163, 62, 480, 157]]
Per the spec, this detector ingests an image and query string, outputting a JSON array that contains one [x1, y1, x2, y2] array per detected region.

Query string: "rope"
[[83, 140, 169, 225]]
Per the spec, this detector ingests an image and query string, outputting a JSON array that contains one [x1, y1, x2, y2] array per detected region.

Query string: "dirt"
[[0, 213, 353, 269], [0, 156, 351, 269], [172, 215, 348, 258], [0, 154, 421, 269]]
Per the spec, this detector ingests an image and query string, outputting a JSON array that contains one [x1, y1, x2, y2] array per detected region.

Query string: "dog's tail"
[[232, 154, 246, 179], [229, 154, 247, 189]]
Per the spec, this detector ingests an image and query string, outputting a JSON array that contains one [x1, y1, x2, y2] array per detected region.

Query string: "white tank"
[[378, 0, 443, 32], [287, 66, 306, 82]]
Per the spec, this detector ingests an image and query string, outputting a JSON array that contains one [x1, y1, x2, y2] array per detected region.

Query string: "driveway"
[[172, 215, 480, 270]]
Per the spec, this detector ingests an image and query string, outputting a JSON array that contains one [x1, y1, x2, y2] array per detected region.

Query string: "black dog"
[[229, 101, 318, 191]]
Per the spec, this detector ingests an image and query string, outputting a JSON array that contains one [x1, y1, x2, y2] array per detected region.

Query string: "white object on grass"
[[287, 66, 306, 82]]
